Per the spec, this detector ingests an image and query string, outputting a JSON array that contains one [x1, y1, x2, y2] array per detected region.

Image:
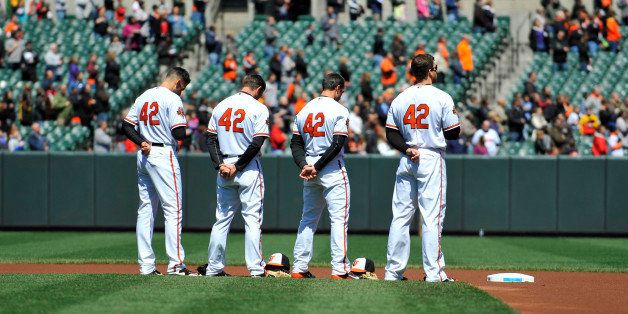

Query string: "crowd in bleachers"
[[500, 0, 627, 157], [0, 0, 203, 152]]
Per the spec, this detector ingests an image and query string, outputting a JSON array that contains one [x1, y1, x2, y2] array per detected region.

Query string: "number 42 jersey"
[[207, 92, 270, 156], [125, 86, 188, 145], [385, 85, 460, 150], [292, 96, 350, 156]]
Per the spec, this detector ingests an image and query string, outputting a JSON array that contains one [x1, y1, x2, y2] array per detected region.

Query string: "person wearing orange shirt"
[[223, 52, 237, 81], [4, 15, 19, 35], [270, 115, 286, 153], [242, 51, 257, 74], [437, 35, 449, 63], [380, 52, 397, 89], [592, 125, 608, 156], [294, 92, 308, 114], [456, 35, 473, 72], [605, 10, 622, 53]]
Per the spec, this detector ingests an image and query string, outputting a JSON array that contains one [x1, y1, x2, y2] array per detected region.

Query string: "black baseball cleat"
[[400, 277, 409, 281], [143, 270, 163, 276], [197, 264, 232, 277]]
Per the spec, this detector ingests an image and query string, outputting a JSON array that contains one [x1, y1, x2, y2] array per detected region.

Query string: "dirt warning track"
[[1, 264, 627, 314]]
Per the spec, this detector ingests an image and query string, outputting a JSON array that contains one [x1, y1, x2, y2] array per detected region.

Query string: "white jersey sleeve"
[[442, 95, 460, 132], [207, 110, 217, 134], [385, 99, 400, 130], [332, 109, 349, 136], [124, 101, 139, 126], [252, 107, 270, 137], [169, 98, 187, 130]]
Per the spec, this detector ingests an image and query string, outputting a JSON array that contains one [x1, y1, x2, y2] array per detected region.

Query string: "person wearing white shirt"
[[348, 105, 363, 135], [472, 120, 501, 156]]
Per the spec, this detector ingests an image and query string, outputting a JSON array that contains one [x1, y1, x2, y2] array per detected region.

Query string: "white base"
[[487, 273, 534, 283]]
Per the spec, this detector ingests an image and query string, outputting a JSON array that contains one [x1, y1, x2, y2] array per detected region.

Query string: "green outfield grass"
[[1, 232, 628, 272], [0, 274, 513, 313]]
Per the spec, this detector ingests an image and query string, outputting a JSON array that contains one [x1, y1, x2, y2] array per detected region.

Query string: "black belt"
[[221, 155, 242, 158], [152, 143, 165, 147]]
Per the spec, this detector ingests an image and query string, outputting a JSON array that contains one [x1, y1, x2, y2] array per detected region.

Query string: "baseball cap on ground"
[[265, 253, 291, 277], [350, 258, 378, 280]]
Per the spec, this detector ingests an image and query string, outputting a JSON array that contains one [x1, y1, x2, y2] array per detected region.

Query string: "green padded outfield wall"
[[0, 152, 626, 234]]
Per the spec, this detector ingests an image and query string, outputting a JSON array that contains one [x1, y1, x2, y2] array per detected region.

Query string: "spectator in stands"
[[265, 16, 279, 57], [531, 106, 549, 130], [620, 0, 628, 25], [524, 71, 538, 98], [8, 124, 25, 151], [34, 0, 49, 20], [67, 56, 81, 83], [507, 98, 526, 141], [222, 52, 237, 82], [295, 49, 308, 79], [390, 33, 407, 66], [372, 28, 386, 67], [168, 6, 188, 38], [4, 15, 20, 35], [94, 7, 109, 38], [548, 114, 575, 154], [605, 10, 621, 53], [577, 35, 591, 72], [51, 85, 72, 124], [322, 6, 339, 47], [380, 52, 397, 89], [457, 35, 473, 72], [449, 50, 466, 84], [551, 30, 568, 71], [585, 87, 603, 115], [148, 5, 162, 42], [93, 121, 112, 152], [104, 52, 120, 89], [27, 122, 47, 151], [205, 25, 222, 65], [529, 19, 550, 52], [264, 73, 279, 108], [348, 0, 365, 20], [584, 11, 602, 56], [18, 84, 36, 125], [122, 16, 144, 51], [115, 0, 126, 23], [94, 81, 110, 122], [41, 70, 55, 92], [579, 107, 600, 135], [592, 125, 608, 155], [473, 0, 496, 33], [20, 41, 37, 82], [0, 130, 7, 150], [243, 51, 258, 75], [446, 0, 460, 22], [360, 72, 373, 103], [369, 0, 383, 20], [338, 56, 351, 84], [473, 135, 489, 155], [348, 104, 363, 136], [5, 31, 24, 71], [598, 99, 615, 128], [281, 48, 295, 84], [608, 126, 624, 156], [472, 120, 500, 156], [534, 128, 553, 154], [86, 54, 99, 87], [104, 0, 114, 20], [269, 52, 282, 82], [224, 34, 238, 55], [269, 115, 286, 153], [305, 23, 315, 46], [192, 0, 208, 26], [132, 0, 148, 22], [567, 106, 580, 129], [108, 34, 124, 57], [56, 0, 67, 21]]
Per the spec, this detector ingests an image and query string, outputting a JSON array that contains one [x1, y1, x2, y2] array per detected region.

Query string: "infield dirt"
[[1, 264, 626, 314]]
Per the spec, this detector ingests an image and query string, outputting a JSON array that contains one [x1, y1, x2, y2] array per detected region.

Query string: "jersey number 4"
[[303, 113, 325, 137], [403, 104, 430, 129], [218, 108, 246, 133], [139, 102, 160, 126]]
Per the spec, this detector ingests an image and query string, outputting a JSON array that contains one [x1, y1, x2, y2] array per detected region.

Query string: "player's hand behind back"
[[140, 142, 151, 156], [219, 164, 237, 179], [406, 148, 420, 162], [299, 165, 318, 181]]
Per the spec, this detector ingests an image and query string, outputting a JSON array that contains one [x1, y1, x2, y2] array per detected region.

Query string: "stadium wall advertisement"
[[1, 153, 627, 234]]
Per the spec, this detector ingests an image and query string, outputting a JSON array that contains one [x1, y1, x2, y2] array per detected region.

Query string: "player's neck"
[[240, 88, 256, 98], [320, 91, 336, 99], [415, 78, 432, 87]]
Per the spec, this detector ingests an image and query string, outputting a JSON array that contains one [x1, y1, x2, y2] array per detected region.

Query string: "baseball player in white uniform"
[[123, 67, 194, 276], [290, 73, 351, 279], [384, 54, 460, 282], [197, 74, 270, 277]]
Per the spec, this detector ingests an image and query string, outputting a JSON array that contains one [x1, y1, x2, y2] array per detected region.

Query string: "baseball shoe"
[[196, 264, 231, 277], [423, 276, 456, 282], [168, 267, 199, 276], [331, 274, 352, 280], [142, 270, 163, 276], [291, 271, 316, 279], [251, 272, 267, 278]]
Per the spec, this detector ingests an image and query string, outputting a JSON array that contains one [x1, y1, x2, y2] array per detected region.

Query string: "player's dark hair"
[[242, 74, 266, 92], [322, 73, 345, 91], [410, 54, 435, 82], [164, 67, 191, 86]]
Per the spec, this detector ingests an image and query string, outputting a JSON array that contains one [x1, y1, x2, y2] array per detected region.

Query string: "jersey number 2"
[[139, 102, 160, 126], [218, 108, 246, 133], [403, 104, 429, 129], [303, 113, 325, 137]]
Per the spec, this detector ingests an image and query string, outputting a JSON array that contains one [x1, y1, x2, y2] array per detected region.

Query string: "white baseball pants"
[[293, 157, 350, 276], [207, 157, 266, 276], [136, 146, 186, 274], [385, 149, 449, 282]]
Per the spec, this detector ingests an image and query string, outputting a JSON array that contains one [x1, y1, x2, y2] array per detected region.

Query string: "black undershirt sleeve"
[[443, 126, 461, 140], [290, 134, 308, 169], [122, 121, 147, 146], [385, 127, 410, 154], [206, 132, 223, 170], [313, 135, 348, 171], [171, 126, 186, 141], [234, 136, 267, 171]]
